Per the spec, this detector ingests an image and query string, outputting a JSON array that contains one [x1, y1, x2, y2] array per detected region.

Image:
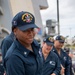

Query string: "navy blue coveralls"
[[4, 40, 43, 75], [52, 47, 70, 75], [42, 50, 61, 75]]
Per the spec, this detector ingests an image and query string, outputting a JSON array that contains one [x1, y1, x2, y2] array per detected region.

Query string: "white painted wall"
[[0, 0, 13, 31]]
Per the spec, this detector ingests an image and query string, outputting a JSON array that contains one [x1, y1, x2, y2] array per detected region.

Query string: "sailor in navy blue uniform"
[[41, 36, 61, 75], [1, 32, 15, 75], [1, 32, 15, 62], [52, 35, 70, 75], [4, 11, 43, 75], [64, 47, 74, 75]]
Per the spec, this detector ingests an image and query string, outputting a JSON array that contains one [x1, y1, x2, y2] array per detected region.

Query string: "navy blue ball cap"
[[55, 35, 65, 43], [43, 36, 54, 45], [12, 11, 38, 31]]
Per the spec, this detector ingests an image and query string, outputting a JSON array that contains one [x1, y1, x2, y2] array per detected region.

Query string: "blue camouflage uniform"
[[4, 39, 43, 75], [52, 47, 70, 75], [42, 50, 61, 75]]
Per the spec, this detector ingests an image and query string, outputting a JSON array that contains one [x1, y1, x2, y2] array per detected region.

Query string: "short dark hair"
[[12, 26, 16, 32]]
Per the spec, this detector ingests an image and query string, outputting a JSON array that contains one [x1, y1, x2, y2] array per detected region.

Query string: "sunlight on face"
[[42, 42, 53, 54], [54, 40, 64, 49]]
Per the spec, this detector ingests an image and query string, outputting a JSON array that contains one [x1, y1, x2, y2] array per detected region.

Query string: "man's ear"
[[13, 28, 17, 36]]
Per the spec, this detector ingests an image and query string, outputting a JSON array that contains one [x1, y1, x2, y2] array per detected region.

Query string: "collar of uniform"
[[10, 32, 14, 36], [52, 46, 60, 57], [31, 40, 40, 55], [52, 46, 56, 52], [10, 32, 15, 40], [14, 40, 31, 57], [14, 39, 40, 57], [33, 39, 40, 47], [44, 51, 53, 63]]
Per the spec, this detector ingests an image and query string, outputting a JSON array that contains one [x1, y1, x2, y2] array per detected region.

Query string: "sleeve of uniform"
[[5, 55, 25, 75], [65, 55, 70, 75], [1, 39, 12, 61], [53, 55, 61, 75]]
